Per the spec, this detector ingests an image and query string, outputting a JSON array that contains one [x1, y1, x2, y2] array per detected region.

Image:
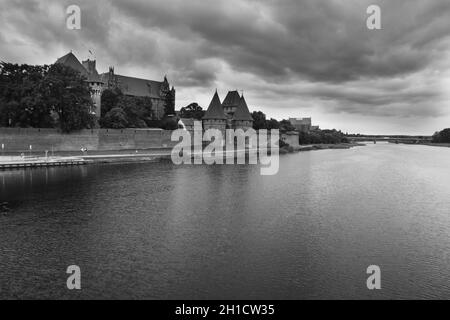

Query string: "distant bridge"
[[346, 136, 432, 144]]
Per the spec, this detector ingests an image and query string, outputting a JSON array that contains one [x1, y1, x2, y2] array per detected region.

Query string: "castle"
[[55, 52, 175, 119], [203, 90, 253, 131]]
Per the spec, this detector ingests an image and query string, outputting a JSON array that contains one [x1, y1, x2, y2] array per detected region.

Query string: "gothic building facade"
[[100, 68, 175, 120], [56, 52, 175, 120], [55, 52, 104, 117], [203, 90, 254, 132]]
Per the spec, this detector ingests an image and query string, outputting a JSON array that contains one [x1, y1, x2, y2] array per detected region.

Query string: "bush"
[[160, 117, 178, 130], [99, 107, 129, 129], [432, 128, 450, 143], [298, 129, 347, 145]]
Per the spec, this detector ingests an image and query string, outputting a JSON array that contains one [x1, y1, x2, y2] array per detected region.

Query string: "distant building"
[[56, 52, 175, 120], [202, 90, 254, 132], [289, 117, 313, 133]]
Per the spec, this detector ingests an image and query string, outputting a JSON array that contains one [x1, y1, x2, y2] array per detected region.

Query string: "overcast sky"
[[1, 0, 450, 134]]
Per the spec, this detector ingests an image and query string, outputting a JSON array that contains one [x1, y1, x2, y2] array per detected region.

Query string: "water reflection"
[[0, 143, 449, 299]]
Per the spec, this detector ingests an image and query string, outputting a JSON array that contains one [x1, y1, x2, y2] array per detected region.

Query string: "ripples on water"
[[0, 143, 449, 299]]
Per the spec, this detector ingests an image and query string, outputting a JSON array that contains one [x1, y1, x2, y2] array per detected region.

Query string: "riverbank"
[[0, 147, 174, 169], [280, 142, 365, 154], [0, 143, 367, 169], [396, 142, 450, 148]]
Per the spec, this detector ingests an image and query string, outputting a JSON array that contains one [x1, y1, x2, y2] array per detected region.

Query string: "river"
[[0, 142, 449, 299]]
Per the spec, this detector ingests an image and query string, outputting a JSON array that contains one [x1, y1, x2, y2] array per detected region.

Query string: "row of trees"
[[0, 62, 95, 132], [251, 111, 348, 144], [100, 88, 155, 129], [0, 61, 177, 132], [298, 130, 348, 144], [251, 111, 298, 132], [99, 88, 176, 130], [179, 103, 205, 120], [432, 128, 450, 143]]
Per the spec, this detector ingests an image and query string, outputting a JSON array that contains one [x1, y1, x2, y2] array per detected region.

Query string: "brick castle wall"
[[0, 128, 176, 153]]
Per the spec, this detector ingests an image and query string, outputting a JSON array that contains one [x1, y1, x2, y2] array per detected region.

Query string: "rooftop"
[[203, 91, 227, 120]]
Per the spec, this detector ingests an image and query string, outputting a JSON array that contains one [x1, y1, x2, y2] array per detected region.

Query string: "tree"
[[298, 129, 348, 145], [115, 95, 154, 128], [298, 131, 312, 145], [0, 62, 53, 128], [441, 129, 450, 143], [160, 117, 178, 130], [179, 103, 205, 120], [266, 118, 280, 130], [99, 107, 129, 129], [279, 119, 295, 132], [101, 88, 122, 116], [99, 92, 155, 128], [432, 131, 440, 143], [252, 111, 267, 130], [432, 128, 450, 143], [41, 64, 95, 132]]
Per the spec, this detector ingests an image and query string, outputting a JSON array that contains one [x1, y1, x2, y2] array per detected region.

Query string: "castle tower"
[[232, 95, 254, 130], [56, 52, 104, 118], [82, 59, 104, 118], [202, 90, 227, 133], [222, 90, 242, 127]]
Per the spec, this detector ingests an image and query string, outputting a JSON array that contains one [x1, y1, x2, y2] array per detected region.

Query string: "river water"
[[0, 142, 449, 299]]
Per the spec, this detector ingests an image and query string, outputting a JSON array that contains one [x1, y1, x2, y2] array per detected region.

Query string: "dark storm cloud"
[[1, 0, 449, 124], [110, 0, 450, 82]]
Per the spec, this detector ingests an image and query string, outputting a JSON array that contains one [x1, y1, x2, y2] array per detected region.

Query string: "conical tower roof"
[[233, 95, 253, 121], [203, 91, 227, 120], [222, 90, 241, 108]]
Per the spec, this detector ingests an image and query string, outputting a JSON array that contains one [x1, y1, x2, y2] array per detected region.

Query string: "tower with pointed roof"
[[202, 90, 254, 131], [222, 90, 241, 118], [202, 91, 227, 133], [220, 90, 254, 130], [55, 52, 104, 118], [232, 95, 254, 130]]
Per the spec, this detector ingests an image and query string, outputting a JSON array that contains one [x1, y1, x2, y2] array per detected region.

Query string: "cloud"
[[1, 0, 449, 133]]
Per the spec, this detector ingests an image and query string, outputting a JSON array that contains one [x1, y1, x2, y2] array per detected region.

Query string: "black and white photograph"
[[0, 0, 449, 308]]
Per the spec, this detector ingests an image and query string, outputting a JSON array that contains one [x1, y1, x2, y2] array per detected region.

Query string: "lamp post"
[[1, 143, 4, 158]]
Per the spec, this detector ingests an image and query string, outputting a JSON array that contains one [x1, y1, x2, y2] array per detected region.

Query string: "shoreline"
[[280, 142, 366, 154], [0, 143, 366, 170], [395, 142, 450, 148]]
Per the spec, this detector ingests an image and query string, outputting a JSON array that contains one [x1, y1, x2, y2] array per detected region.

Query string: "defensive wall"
[[0, 128, 176, 153]]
